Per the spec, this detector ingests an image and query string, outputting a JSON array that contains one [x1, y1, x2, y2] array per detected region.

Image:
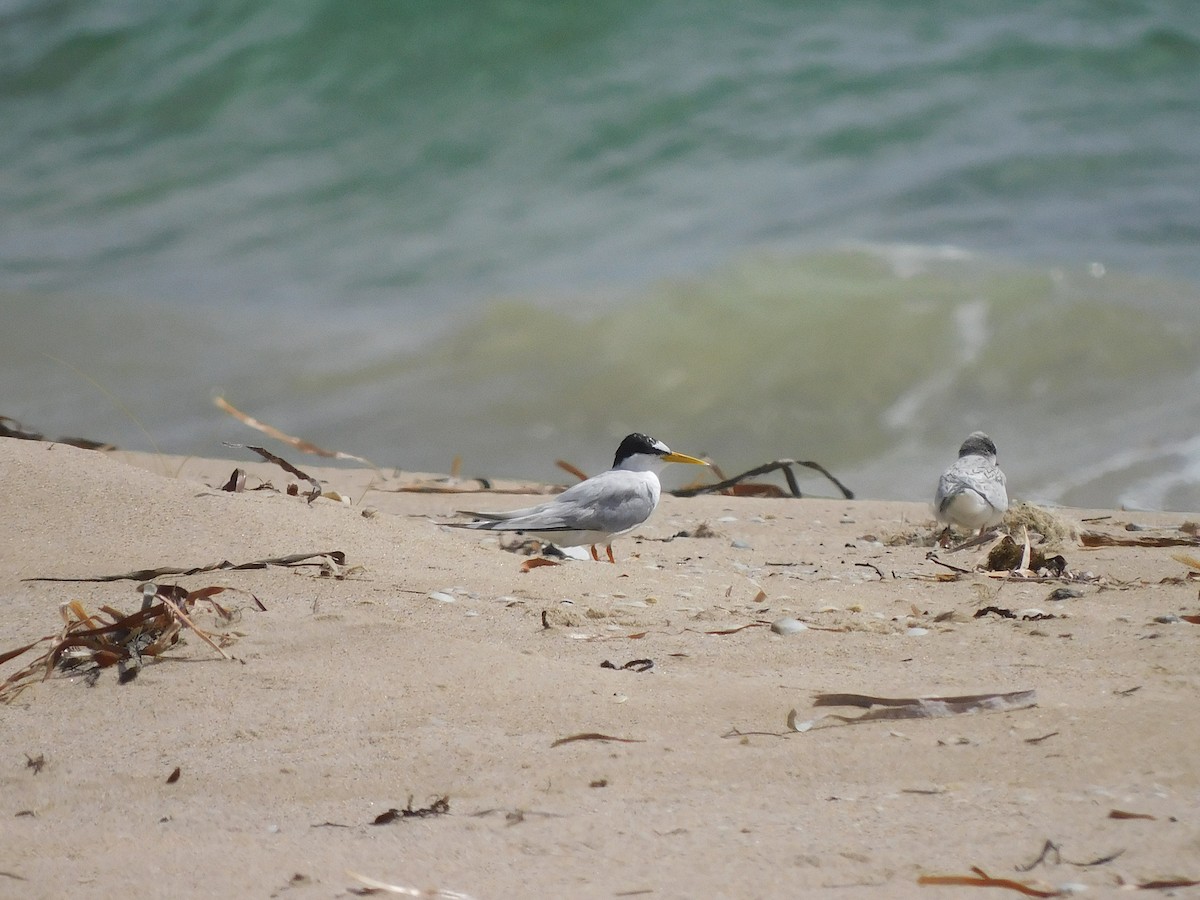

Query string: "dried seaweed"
[[671, 457, 853, 500], [600, 658, 654, 673], [23, 550, 345, 583], [520, 558, 561, 573], [0, 583, 250, 701], [371, 796, 450, 825], [214, 397, 373, 467], [790, 690, 1036, 732], [984, 535, 1068, 577], [1135, 878, 1200, 890], [0, 415, 115, 450], [550, 732, 645, 748], [225, 443, 321, 502], [1108, 809, 1155, 820], [918, 866, 1059, 896], [1016, 839, 1124, 871]]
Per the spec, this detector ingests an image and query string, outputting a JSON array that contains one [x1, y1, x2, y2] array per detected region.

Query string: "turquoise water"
[[3, 1, 1199, 508]]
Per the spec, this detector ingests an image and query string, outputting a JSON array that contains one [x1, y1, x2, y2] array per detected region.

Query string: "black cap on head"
[[959, 431, 998, 458], [613, 433, 668, 467]]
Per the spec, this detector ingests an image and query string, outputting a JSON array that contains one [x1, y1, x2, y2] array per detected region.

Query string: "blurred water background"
[[3, 0, 1199, 509]]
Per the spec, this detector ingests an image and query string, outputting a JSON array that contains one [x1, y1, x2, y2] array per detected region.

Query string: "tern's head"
[[958, 431, 998, 461], [613, 433, 709, 472]]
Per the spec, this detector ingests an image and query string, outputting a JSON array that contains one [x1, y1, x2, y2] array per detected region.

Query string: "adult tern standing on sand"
[[452, 433, 709, 562], [934, 431, 1009, 538]]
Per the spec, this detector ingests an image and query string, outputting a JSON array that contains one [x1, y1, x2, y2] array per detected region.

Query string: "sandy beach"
[[2, 436, 1198, 899]]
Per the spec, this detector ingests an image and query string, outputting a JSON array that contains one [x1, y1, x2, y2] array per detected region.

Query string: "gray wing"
[[460, 472, 657, 534], [936, 457, 1007, 513]]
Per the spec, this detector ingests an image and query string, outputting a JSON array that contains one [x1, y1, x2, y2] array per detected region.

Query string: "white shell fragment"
[[771, 617, 808, 635]]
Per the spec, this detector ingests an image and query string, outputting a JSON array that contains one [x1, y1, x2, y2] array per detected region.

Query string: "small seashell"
[[771, 617, 808, 635], [905, 627, 929, 636], [427, 591, 455, 603]]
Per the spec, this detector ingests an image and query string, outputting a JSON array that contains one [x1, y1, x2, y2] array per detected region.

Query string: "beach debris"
[[371, 796, 450, 825], [214, 396, 374, 466], [346, 870, 477, 899], [1017, 839, 1125, 871], [695, 621, 771, 636], [220, 467, 249, 492], [0, 414, 115, 450], [0, 584, 250, 701], [520, 558, 561, 573], [1047, 587, 1082, 601], [600, 658, 654, 672], [225, 443, 321, 502], [918, 865, 1061, 896], [555, 459, 589, 481], [25, 753, 45, 774], [1130, 878, 1200, 890], [166, 766, 181, 784], [974, 606, 1059, 622], [788, 690, 1036, 732], [550, 732, 645, 748], [1081, 531, 1200, 548], [23, 550, 346, 584], [1108, 808, 1156, 820], [1024, 732, 1059, 744], [770, 617, 808, 635], [670, 457, 854, 500], [984, 533, 1068, 577]]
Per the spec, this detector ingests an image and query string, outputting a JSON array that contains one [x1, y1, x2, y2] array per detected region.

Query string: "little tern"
[[934, 431, 1009, 538], [452, 433, 709, 562]]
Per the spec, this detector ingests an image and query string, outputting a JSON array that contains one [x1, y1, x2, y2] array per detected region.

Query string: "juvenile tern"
[[452, 433, 709, 562], [934, 431, 1009, 537]]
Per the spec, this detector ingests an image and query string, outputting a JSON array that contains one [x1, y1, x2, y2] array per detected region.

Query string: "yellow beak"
[[662, 451, 709, 466]]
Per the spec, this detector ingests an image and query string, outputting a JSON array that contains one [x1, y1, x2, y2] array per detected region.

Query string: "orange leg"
[[590, 545, 601, 561], [606, 545, 616, 564]]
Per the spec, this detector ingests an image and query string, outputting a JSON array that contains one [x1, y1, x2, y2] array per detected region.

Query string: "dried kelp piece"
[[975, 606, 1017, 620], [214, 397, 374, 467], [1108, 809, 1156, 820], [0, 583, 249, 701], [371, 796, 450, 825], [1016, 839, 1124, 871], [984, 535, 1068, 577], [555, 459, 589, 482], [0, 415, 115, 450], [790, 690, 1036, 732], [550, 733, 645, 748], [671, 458, 853, 500], [520, 558, 561, 573], [692, 621, 771, 636], [225, 443, 321, 503], [23, 550, 345, 583], [25, 753, 45, 774], [1135, 878, 1200, 890], [918, 866, 1059, 897], [1081, 531, 1200, 548], [166, 767, 181, 784], [600, 659, 654, 673]]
